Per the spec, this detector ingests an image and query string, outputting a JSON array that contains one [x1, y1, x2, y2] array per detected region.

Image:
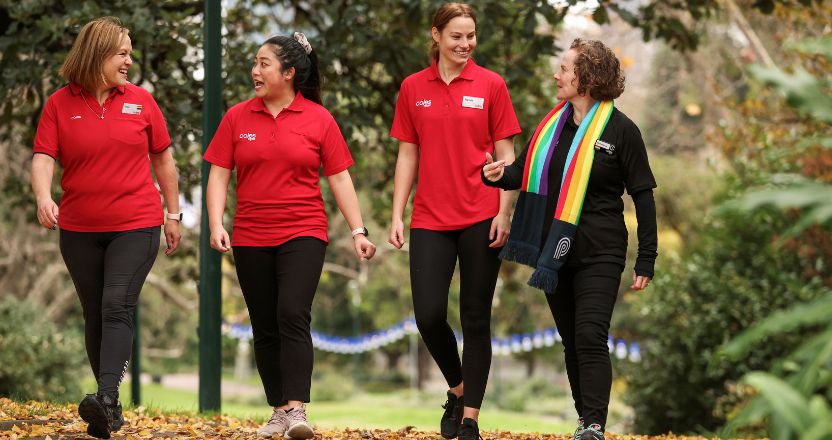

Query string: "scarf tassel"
[[499, 240, 541, 267]]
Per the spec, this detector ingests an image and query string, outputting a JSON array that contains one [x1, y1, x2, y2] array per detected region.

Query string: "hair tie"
[[293, 32, 312, 55]]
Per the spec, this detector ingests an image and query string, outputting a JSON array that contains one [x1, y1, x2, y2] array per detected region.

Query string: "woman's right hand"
[[388, 218, 405, 249], [483, 152, 506, 182], [36, 198, 59, 230], [210, 226, 231, 253]]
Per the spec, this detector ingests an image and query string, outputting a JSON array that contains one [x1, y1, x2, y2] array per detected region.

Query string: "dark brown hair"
[[262, 35, 321, 105], [569, 38, 625, 100], [59, 17, 129, 93], [430, 3, 477, 61]]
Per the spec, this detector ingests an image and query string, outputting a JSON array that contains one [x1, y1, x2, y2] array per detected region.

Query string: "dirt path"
[[0, 398, 715, 439]]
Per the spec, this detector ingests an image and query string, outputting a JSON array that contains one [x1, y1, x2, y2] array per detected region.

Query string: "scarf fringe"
[[499, 240, 540, 267], [527, 266, 560, 292]]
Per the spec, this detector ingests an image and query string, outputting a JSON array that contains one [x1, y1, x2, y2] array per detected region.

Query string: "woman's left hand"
[[164, 220, 181, 255], [353, 235, 377, 261], [489, 213, 510, 248], [631, 273, 651, 290]]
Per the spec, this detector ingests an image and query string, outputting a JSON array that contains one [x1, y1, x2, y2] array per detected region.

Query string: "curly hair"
[[569, 38, 625, 101]]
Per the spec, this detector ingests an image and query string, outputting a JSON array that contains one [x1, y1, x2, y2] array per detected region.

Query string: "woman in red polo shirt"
[[388, 3, 520, 439], [30, 17, 181, 440], [204, 33, 376, 440]]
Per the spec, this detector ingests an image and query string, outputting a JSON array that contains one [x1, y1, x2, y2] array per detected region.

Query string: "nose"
[[125, 54, 132, 66]]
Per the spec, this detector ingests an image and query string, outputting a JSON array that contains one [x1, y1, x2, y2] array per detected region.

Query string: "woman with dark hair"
[[204, 33, 376, 439], [30, 16, 181, 440], [389, 3, 521, 439], [483, 38, 657, 440]]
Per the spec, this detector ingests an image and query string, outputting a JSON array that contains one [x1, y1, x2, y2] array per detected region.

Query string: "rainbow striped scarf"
[[500, 100, 615, 291]]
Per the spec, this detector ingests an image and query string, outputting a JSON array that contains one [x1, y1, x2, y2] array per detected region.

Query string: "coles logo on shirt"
[[239, 133, 257, 141], [415, 99, 432, 108]]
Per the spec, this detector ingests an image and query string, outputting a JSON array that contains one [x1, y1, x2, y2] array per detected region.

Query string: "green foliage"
[[713, 36, 832, 440], [499, 376, 564, 412], [624, 205, 831, 434], [0, 296, 87, 401]]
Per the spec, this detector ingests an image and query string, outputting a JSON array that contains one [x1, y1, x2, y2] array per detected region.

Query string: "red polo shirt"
[[33, 83, 171, 232], [390, 59, 521, 230], [204, 93, 353, 247]]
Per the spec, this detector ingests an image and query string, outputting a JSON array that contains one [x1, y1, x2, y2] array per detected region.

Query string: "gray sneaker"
[[257, 408, 289, 438], [285, 404, 314, 439]]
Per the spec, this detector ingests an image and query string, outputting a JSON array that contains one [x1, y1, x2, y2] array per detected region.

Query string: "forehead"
[[560, 49, 578, 66], [117, 34, 132, 49], [442, 16, 476, 34], [255, 45, 279, 60]]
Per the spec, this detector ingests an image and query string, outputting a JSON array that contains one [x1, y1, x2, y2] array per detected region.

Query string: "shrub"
[[0, 296, 87, 401], [623, 207, 829, 434]]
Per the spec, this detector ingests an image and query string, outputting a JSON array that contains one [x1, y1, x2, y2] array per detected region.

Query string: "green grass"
[[113, 382, 572, 434]]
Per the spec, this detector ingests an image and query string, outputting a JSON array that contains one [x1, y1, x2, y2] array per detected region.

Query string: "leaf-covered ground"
[[0, 398, 719, 439]]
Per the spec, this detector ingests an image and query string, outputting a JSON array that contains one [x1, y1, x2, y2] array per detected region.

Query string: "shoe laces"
[[459, 422, 483, 440], [266, 408, 286, 425], [572, 417, 584, 440], [286, 405, 308, 424], [584, 423, 605, 440]]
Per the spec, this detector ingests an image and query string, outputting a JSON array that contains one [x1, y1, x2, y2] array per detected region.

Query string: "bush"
[[500, 375, 565, 412], [0, 296, 87, 401], [623, 207, 830, 434]]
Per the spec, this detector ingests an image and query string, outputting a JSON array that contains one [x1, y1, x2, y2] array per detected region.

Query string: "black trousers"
[[233, 237, 326, 406], [410, 218, 501, 409], [59, 227, 160, 399], [546, 262, 623, 429]]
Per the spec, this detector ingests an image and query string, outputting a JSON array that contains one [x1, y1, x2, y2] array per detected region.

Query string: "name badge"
[[461, 96, 484, 109], [122, 103, 143, 115], [594, 139, 616, 155]]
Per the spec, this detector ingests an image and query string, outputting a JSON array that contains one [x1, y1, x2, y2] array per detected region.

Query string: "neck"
[[437, 56, 466, 84], [569, 94, 596, 124], [263, 91, 296, 117], [92, 86, 114, 105]]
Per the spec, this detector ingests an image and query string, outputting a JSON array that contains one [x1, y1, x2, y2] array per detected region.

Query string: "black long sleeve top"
[[484, 108, 658, 277]]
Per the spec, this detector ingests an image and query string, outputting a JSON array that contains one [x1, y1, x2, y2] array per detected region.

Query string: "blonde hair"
[[430, 3, 476, 61], [59, 17, 129, 92]]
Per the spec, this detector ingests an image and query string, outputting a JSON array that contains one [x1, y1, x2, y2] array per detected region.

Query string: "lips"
[[253, 80, 264, 89]]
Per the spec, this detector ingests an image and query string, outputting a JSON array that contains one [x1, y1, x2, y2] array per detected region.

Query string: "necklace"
[[81, 93, 107, 119]]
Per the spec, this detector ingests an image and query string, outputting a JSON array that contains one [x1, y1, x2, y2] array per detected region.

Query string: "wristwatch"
[[167, 212, 183, 221], [351, 226, 368, 237]]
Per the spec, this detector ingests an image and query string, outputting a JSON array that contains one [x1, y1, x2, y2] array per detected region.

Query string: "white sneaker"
[[285, 404, 314, 439], [257, 408, 289, 438]]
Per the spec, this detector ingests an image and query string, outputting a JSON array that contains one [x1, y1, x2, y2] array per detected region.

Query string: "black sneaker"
[[580, 423, 605, 440], [78, 394, 111, 439], [108, 399, 125, 432], [440, 391, 464, 438], [458, 418, 483, 440], [572, 417, 584, 440]]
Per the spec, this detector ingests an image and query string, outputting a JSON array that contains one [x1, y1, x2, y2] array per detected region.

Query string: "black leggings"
[[410, 218, 501, 409], [546, 262, 623, 429], [232, 237, 326, 406], [59, 227, 160, 399]]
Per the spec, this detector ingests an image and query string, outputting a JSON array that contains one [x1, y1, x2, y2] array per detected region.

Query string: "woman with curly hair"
[[482, 38, 657, 440]]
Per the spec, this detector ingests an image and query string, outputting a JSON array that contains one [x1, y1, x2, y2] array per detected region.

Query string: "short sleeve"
[[320, 116, 353, 176], [390, 80, 419, 144], [33, 97, 59, 159], [145, 93, 171, 154], [203, 113, 236, 169], [621, 122, 657, 195], [488, 79, 521, 142]]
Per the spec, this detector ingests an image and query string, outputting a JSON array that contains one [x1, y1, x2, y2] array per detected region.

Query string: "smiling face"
[[252, 44, 294, 100], [101, 34, 132, 89], [432, 16, 476, 66], [554, 49, 583, 102]]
